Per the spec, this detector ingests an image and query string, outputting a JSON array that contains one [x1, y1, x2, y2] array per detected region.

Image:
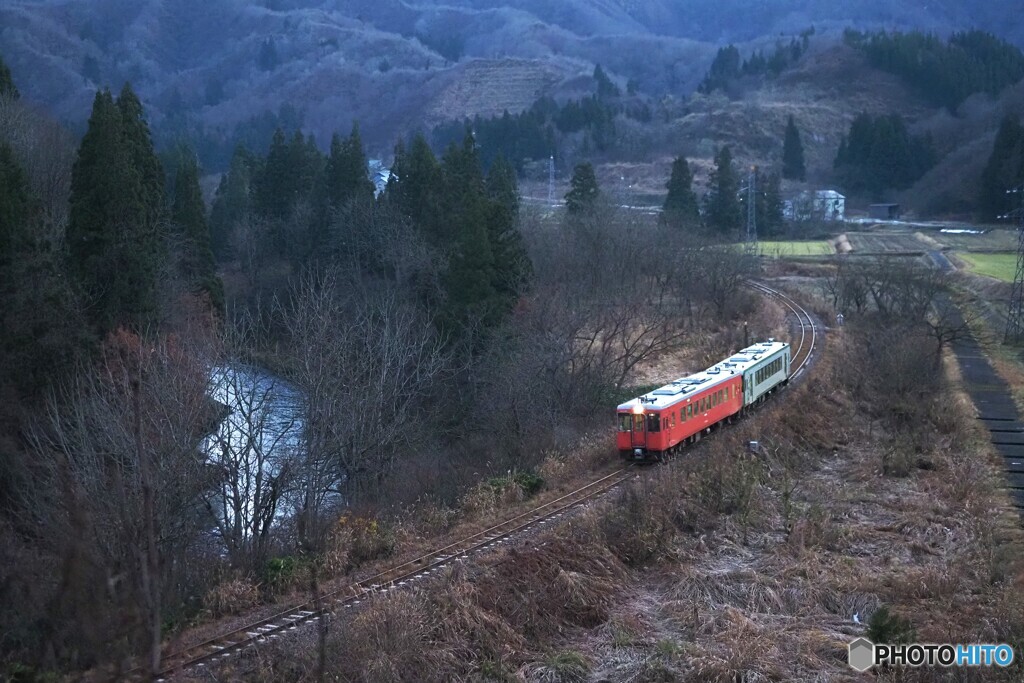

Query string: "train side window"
[[671, 412, 677, 427], [647, 413, 660, 432]]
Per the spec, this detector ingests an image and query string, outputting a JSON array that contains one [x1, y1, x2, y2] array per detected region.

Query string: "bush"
[[487, 469, 545, 498], [202, 576, 261, 617], [261, 555, 311, 595], [866, 605, 916, 644], [332, 514, 396, 570], [600, 484, 674, 566]]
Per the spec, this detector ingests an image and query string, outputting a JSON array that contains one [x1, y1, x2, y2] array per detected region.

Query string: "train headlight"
[[631, 404, 644, 415]]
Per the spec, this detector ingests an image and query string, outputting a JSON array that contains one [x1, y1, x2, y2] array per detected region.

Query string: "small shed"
[[869, 203, 901, 220]]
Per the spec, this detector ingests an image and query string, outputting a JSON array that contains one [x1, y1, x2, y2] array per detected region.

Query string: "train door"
[[631, 412, 647, 450]]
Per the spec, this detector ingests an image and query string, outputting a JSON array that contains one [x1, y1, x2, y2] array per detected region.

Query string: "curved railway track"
[[148, 281, 818, 681], [747, 280, 817, 379]]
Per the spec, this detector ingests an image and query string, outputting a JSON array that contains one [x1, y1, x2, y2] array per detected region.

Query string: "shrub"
[[600, 484, 674, 566], [866, 605, 916, 644], [202, 576, 261, 617]]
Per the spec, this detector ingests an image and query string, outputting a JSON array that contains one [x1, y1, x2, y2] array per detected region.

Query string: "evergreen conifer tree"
[[0, 54, 18, 99], [388, 133, 444, 243], [565, 162, 600, 215], [486, 155, 531, 308], [172, 148, 224, 312], [782, 115, 806, 181], [706, 146, 742, 236], [68, 89, 159, 333], [980, 114, 1024, 221], [323, 123, 374, 212], [209, 146, 254, 261], [117, 84, 165, 229], [756, 171, 784, 237], [662, 156, 700, 228], [440, 133, 498, 330]]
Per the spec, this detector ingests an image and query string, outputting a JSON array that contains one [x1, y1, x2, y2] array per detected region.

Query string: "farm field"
[[757, 240, 834, 257], [957, 251, 1018, 282], [844, 231, 930, 253], [930, 229, 1018, 251]]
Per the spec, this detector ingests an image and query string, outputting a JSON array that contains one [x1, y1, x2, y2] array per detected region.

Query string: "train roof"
[[617, 340, 790, 412]]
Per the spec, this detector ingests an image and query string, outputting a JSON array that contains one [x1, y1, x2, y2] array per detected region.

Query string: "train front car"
[[616, 364, 745, 462]]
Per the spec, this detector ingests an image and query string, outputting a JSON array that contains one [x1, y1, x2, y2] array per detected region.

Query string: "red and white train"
[[616, 340, 791, 461]]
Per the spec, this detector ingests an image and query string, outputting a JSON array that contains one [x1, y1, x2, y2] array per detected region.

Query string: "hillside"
[[1, 0, 1022, 165]]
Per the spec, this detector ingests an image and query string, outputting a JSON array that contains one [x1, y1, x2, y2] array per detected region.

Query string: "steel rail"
[[151, 467, 636, 678]]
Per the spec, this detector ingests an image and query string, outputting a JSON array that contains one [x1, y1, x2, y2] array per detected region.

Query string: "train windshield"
[[618, 413, 632, 431]]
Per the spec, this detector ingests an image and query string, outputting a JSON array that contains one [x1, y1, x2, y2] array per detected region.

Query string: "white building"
[[784, 189, 845, 221]]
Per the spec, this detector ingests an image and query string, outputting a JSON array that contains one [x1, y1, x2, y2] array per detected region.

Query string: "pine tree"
[[756, 171, 784, 237], [593, 64, 620, 100], [0, 143, 89, 398], [782, 115, 806, 181], [662, 156, 700, 228], [117, 84, 165, 230], [323, 123, 374, 212], [486, 155, 531, 308], [0, 144, 30, 252], [209, 146, 254, 261], [440, 133, 498, 330], [980, 115, 1024, 221], [565, 162, 600, 215], [172, 147, 224, 312], [68, 89, 159, 333], [388, 133, 444, 243], [0, 54, 18, 99], [706, 146, 742, 236]]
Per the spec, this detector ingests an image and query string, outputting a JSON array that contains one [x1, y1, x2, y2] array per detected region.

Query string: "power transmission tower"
[[1004, 185, 1024, 344], [548, 155, 555, 204]]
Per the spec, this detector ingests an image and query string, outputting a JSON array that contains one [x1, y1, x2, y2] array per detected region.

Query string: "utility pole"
[[746, 166, 758, 245], [1004, 185, 1024, 344], [548, 155, 555, 205]]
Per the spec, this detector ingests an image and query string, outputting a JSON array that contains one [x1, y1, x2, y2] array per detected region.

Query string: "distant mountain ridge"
[[1, 0, 1020, 160]]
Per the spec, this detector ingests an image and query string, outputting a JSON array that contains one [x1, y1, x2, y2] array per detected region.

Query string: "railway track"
[[150, 467, 636, 679], [148, 281, 818, 680], [747, 280, 817, 379]]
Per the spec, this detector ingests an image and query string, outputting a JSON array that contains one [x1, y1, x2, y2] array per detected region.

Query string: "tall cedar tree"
[[439, 133, 498, 330], [117, 85, 165, 230], [486, 155, 532, 309], [755, 171, 785, 237], [706, 146, 742, 236], [0, 54, 18, 99], [782, 115, 806, 181], [172, 149, 224, 312], [662, 156, 700, 228], [254, 129, 323, 220], [68, 88, 162, 333], [209, 146, 254, 261], [323, 124, 375, 213], [1, 144, 89, 400], [593, 64, 620, 100], [979, 115, 1024, 221], [388, 133, 444, 243], [565, 162, 600, 215]]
